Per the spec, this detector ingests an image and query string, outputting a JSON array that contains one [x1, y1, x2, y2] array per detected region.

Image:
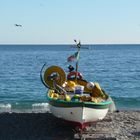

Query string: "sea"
[[0, 44, 140, 112]]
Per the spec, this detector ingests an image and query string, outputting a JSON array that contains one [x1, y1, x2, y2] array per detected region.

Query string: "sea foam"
[[0, 103, 11, 112], [32, 103, 50, 112]]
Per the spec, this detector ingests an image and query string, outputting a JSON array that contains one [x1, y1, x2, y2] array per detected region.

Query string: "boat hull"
[[47, 94, 111, 128], [49, 105, 108, 127]]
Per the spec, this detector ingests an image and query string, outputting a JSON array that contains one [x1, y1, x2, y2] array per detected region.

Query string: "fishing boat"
[[40, 40, 113, 129]]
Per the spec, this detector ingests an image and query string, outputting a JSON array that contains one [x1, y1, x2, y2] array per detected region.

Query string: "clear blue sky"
[[0, 0, 140, 44]]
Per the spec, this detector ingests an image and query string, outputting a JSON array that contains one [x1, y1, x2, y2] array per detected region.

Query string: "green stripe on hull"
[[47, 95, 112, 109]]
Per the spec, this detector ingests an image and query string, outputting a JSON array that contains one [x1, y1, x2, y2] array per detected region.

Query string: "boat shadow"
[[131, 132, 140, 138], [0, 112, 74, 140]]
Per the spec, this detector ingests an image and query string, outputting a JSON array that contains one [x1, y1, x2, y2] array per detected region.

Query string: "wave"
[[0, 103, 11, 112], [32, 103, 50, 112], [0, 102, 50, 113]]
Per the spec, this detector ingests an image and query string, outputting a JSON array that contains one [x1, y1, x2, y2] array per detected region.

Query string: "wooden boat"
[[40, 40, 112, 129]]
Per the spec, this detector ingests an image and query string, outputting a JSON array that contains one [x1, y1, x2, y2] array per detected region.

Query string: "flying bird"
[[14, 24, 22, 27]]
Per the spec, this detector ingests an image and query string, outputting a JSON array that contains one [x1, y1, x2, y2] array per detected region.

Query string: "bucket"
[[74, 85, 84, 95]]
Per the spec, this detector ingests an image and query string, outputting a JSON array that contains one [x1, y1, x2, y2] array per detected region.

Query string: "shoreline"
[[0, 110, 140, 140]]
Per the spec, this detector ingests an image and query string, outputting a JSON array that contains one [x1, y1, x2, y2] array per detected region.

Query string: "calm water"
[[0, 44, 140, 112]]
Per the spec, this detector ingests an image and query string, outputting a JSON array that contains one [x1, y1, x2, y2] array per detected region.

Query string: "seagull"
[[14, 24, 22, 27]]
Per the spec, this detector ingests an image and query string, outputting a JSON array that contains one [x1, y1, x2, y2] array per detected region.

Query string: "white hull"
[[49, 105, 108, 124]]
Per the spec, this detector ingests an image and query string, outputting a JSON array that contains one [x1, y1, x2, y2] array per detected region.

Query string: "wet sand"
[[0, 111, 139, 140]]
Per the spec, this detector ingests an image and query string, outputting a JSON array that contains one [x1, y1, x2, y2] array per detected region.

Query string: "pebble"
[[0, 111, 139, 140]]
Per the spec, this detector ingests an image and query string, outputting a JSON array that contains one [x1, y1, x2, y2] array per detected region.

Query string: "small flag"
[[67, 52, 79, 62]]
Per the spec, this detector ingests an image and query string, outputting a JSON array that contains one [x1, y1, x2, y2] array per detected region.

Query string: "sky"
[[0, 0, 140, 44]]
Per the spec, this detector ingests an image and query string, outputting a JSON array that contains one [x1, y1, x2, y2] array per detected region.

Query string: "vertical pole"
[[76, 48, 80, 72], [75, 42, 81, 81]]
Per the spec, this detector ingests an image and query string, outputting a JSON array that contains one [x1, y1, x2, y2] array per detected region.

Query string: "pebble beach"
[[0, 110, 139, 140]]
